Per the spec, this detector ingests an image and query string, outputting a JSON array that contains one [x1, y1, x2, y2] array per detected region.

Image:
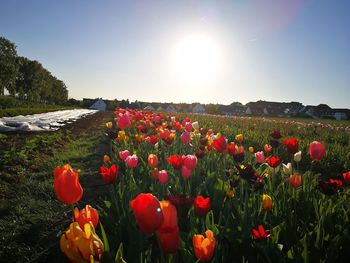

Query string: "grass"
[[0, 105, 80, 118], [0, 126, 109, 262]]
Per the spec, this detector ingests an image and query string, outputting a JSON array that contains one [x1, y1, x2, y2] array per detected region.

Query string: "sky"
[[1, 0, 349, 108]]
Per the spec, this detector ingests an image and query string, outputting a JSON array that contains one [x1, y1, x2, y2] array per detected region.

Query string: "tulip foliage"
[[55, 107, 350, 262]]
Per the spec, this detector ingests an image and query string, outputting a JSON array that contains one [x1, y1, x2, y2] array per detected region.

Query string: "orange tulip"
[[54, 164, 83, 205], [156, 201, 180, 254], [262, 194, 273, 211], [74, 205, 99, 230], [148, 154, 159, 168], [193, 230, 216, 262], [103, 155, 110, 163]]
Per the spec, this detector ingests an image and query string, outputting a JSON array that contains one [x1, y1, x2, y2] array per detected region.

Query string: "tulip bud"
[[151, 168, 159, 180], [309, 141, 326, 160], [294, 151, 302, 162], [148, 154, 158, 168], [282, 162, 293, 175], [158, 170, 169, 184], [343, 171, 350, 185], [192, 121, 199, 130], [235, 134, 244, 142], [290, 174, 302, 188], [181, 165, 191, 180], [103, 155, 110, 163], [125, 154, 138, 168], [254, 151, 265, 163], [248, 146, 254, 153], [262, 194, 272, 211], [119, 150, 130, 160], [226, 189, 234, 198]]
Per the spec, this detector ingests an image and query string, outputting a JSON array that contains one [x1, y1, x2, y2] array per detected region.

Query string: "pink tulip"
[[183, 155, 198, 170], [254, 151, 265, 163], [125, 154, 138, 168], [185, 122, 193, 132], [158, 170, 169, 184], [117, 113, 131, 129], [309, 141, 326, 160], [181, 165, 191, 180], [181, 132, 190, 144], [119, 150, 130, 160]]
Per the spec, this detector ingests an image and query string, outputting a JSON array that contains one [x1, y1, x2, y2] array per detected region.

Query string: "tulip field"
[[54, 108, 350, 262]]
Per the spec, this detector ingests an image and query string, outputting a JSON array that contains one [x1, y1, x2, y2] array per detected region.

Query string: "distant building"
[[166, 105, 177, 113], [89, 99, 107, 111], [334, 112, 348, 120], [144, 105, 155, 111], [192, 104, 206, 114]]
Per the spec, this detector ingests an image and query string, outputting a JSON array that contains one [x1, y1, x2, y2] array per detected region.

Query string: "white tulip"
[[282, 162, 293, 175], [294, 151, 302, 162]]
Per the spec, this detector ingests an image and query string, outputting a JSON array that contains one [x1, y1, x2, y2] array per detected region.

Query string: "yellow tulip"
[[235, 134, 244, 142], [60, 222, 104, 263], [248, 146, 254, 153], [105, 122, 113, 129]]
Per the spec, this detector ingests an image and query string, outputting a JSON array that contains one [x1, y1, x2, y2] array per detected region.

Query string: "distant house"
[[245, 106, 268, 116], [144, 105, 155, 111], [334, 112, 347, 120], [333, 109, 350, 120], [89, 99, 107, 111], [166, 105, 177, 113], [192, 104, 206, 114], [220, 103, 246, 116]]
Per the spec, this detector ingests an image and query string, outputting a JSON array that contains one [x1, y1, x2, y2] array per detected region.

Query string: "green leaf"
[[115, 243, 127, 263], [100, 222, 110, 252], [104, 200, 112, 209]]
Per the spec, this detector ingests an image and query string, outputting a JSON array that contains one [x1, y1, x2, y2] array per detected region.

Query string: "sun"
[[173, 34, 221, 82]]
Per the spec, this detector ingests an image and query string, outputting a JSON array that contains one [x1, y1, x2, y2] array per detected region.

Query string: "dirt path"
[[0, 110, 115, 263]]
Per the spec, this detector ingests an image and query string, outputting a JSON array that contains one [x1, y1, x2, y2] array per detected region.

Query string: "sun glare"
[[173, 34, 221, 82]]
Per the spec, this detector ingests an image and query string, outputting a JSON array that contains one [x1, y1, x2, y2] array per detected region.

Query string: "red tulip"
[[158, 170, 169, 184], [166, 155, 183, 170], [227, 143, 236, 155], [156, 201, 180, 254], [194, 196, 210, 217], [270, 131, 282, 139], [181, 132, 191, 144], [99, 164, 118, 184], [54, 165, 83, 205], [264, 144, 272, 153], [119, 150, 130, 160], [309, 141, 326, 160], [130, 193, 164, 234], [343, 171, 350, 184], [266, 156, 281, 168], [283, 138, 299, 154], [252, 225, 272, 241], [117, 112, 131, 129], [213, 136, 227, 153], [181, 165, 191, 180], [74, 205, 99, 230], [150, 135, 159, 145], [290, 174, 302, 188], [125, 154, 138, 168], [183, 155, 198, 170]]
